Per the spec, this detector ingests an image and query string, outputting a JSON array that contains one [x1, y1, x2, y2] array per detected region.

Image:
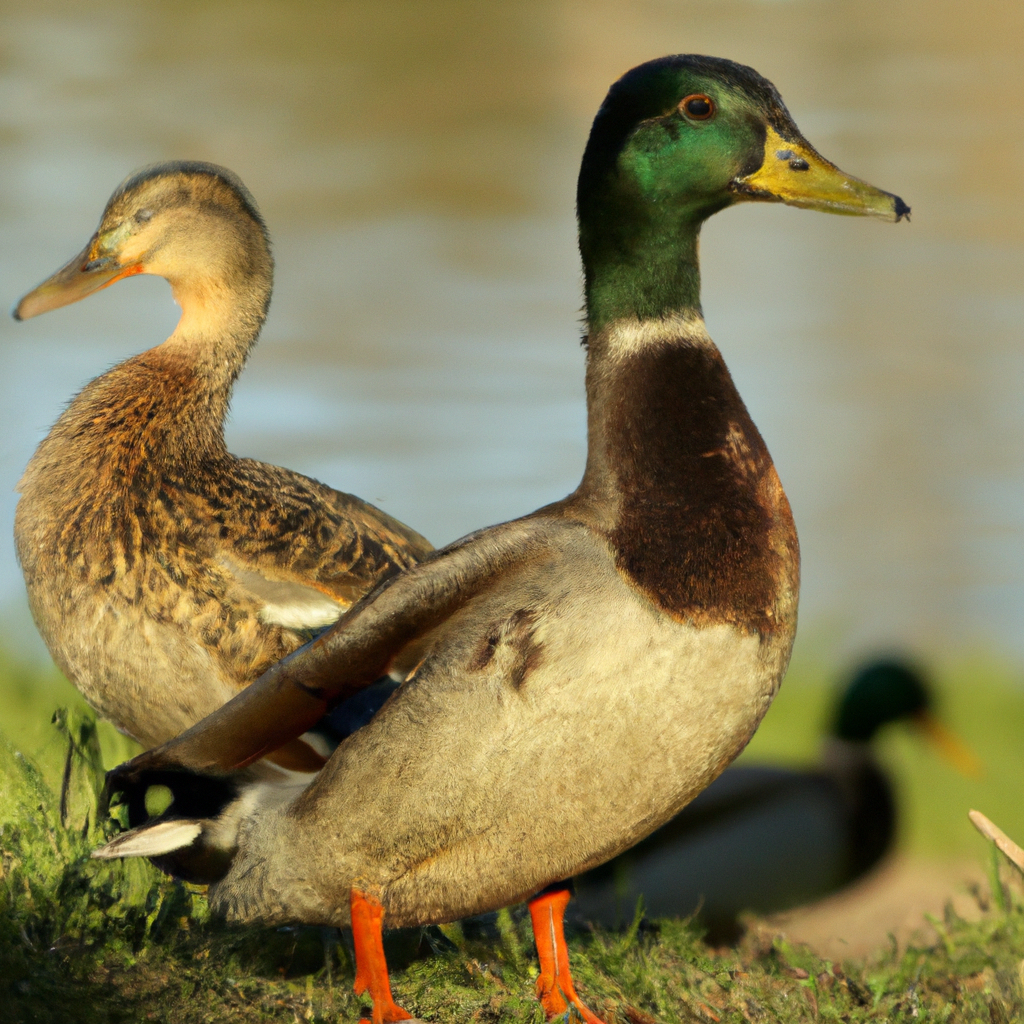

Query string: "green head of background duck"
[[97, 56, 907, 1024], [832, 658, 980, 776]]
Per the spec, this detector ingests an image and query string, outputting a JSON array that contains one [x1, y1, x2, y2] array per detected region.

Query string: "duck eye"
[[680, 94, 715, 120], [135, 209, 154, 223]]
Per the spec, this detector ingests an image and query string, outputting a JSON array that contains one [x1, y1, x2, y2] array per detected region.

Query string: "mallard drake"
[[99, 57, 907, 1024], [12, 162, 432, 765], [572, 659, 980, 940]]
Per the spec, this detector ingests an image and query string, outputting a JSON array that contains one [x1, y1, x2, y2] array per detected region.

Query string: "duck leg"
[[351, 889, 412, 1024], [528, 886, 606, 1024]]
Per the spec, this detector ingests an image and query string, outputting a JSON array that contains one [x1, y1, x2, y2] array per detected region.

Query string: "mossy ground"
[[2, 651, 1024, 1023]]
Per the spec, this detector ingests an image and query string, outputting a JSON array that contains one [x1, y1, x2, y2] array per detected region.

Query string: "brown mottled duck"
[[13, 162, 432, 763], [100, 58, 907, 1024]]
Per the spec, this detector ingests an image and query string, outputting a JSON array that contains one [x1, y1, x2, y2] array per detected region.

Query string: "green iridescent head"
[[577, 55, 909, 330], [831, 660, 982, 776], [832, 660, 931, 742]]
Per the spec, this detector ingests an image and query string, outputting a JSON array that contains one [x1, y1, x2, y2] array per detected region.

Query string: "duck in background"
[[572, 659, 982, 940], [98, 56, 908, 1024], [12, 162, 432, 767]]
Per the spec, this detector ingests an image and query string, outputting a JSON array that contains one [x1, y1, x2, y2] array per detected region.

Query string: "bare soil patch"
[[763, 854, 986, 960]]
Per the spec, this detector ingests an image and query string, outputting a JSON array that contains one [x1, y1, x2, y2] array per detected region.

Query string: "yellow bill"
[[915, 712, 984, 779], [733, 125, 910, 223]]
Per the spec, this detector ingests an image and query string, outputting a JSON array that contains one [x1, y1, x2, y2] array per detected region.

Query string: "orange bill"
[[14, 236, 143, 320]]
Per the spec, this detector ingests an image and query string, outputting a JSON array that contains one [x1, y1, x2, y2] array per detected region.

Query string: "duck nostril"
[[789, 158, 810, 171]]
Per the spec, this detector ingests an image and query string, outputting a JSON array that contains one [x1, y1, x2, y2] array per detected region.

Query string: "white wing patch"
[[258, 591, 344, 630], [221, 560, 346, 630]]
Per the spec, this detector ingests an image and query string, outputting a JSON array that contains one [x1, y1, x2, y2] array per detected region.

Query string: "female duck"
[[102, 57, 907, 1024], [13, 163, 431, 759]]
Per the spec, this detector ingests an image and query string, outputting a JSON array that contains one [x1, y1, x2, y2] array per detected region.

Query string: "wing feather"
[[107, 517, 574, 794]]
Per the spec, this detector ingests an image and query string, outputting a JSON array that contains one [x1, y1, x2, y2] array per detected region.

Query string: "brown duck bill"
[[731, 125, 910, 223], [13, 238, 144, 321]]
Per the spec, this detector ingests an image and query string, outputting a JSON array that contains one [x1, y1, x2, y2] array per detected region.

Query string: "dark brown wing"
[[217, 458, 431, 596], [197, 457, 434, 632]]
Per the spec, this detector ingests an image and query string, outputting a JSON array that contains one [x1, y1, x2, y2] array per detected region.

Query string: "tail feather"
[[93, 819, 202, 859]]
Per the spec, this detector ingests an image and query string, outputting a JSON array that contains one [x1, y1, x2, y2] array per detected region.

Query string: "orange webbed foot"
[[528, 887, 607, 1024], [351, 888, 413, 1024]]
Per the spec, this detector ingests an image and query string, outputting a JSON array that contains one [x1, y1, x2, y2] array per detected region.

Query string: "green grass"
[[3, 649, 1024, 1021], [0, 653, 141, 779]]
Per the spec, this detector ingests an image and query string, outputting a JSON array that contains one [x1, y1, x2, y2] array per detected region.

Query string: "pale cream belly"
[[23, 576, 241, 749], [254, 544, 794, 929]]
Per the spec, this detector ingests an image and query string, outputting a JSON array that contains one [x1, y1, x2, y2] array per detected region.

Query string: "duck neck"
[[582, 215, 703, 332], [577, 308, 722, 513], [578, 99, 736, 328], [161, 264, 271, 411], [574, 259, 798, 633], [576, 209, 710, 506]]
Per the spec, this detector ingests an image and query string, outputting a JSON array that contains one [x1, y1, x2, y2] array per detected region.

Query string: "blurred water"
[[0, 0, 1022, 667]]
